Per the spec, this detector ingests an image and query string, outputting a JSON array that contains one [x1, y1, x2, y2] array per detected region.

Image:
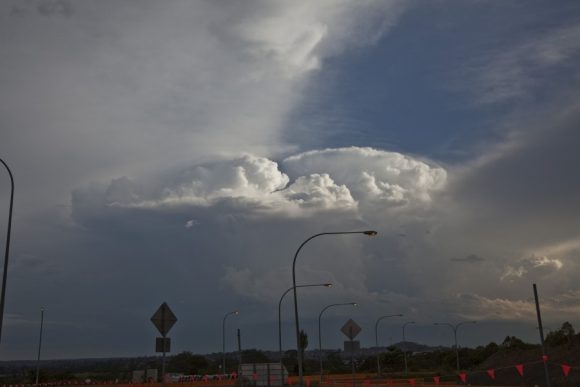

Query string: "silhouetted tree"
[[546, 321, 575, 347]]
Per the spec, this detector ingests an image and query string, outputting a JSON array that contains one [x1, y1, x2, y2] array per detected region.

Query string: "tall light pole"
[[292, 230, 377, 387], [35, 308, 45, 385], [375, 314, 403, 376], [222, 310, 239, 374], [318, 302, 357, 383], [402, 321, 415, 375], [279, 284, 332, 386], [0, 158, 14, 345], [433, 321, 476, 371]]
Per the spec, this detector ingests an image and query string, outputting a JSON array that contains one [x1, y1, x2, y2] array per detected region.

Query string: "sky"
[[1, 0, 580, 361]]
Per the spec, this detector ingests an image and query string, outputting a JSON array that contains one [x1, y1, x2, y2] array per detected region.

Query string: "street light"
[[292, 230, 377, 386], [0, 158, 14, 346], [375, 314, 403, 376], [433, 321, 476, 371], [35, 308, 45, 385], [279, 283, 332, 386], [222, 310, 239, 374], [402, 321, 415, 375], [318, 302, 358, 383]]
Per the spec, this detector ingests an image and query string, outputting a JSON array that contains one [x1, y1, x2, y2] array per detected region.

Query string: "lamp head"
[[324, 283, 333, 288], [363, 230, 378, 236], [234, 310, 239, 315], [352, 302, 358, 307]]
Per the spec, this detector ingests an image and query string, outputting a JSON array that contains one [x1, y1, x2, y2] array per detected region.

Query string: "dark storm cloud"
[[448, 103, 580, 250]]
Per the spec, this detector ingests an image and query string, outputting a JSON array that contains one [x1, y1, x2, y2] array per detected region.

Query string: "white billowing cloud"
[[163, 155, 290, 207], [283, 174, 356, 210], [283, 147, 447, 207], [95, 147, 445, 215]]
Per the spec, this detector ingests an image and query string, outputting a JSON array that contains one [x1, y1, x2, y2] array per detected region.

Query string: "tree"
[[546, 322, 575, 347], [561, 321, 575, 343], [501, 336, 535, 350]]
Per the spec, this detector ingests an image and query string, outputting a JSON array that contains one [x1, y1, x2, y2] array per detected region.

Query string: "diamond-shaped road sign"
[[341, 318, 362, 340], [151, 302, 177, 337]]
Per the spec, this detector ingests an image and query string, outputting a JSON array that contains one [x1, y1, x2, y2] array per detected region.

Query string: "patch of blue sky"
[[285, 1, 580, 164]]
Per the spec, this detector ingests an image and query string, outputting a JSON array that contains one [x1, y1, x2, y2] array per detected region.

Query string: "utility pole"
[[237, 328, 242, 367], [533, 283, 551, 387]]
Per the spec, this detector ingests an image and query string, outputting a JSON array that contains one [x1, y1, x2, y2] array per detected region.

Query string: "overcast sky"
[[1, 0, 580, 360]]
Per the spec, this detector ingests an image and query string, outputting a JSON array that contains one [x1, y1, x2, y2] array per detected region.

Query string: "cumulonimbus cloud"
[[75, 147, 447, 218]]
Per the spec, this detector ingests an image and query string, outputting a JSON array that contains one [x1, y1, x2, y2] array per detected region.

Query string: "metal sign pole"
[[161, 306, 166, 387], [162, 342, 166, 387], [350, 327, 355, 387]]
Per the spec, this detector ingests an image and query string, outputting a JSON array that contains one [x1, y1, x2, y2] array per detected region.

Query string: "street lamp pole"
[[35, 308, 45, 385], [0, 158, 14, 345], [292, 231, 377, 387], [318, 302, 357, 384], [279, 284, 332, 386], [433, 321, 476, 371], [222, 310, 239, 374], [402, 321, 415, 375], [375, 314, 403, 376]]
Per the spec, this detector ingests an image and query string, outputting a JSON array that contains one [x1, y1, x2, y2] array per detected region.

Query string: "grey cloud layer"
[[0, 0, 402, 213]]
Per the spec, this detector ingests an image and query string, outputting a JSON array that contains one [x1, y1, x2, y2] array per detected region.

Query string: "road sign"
[[151, 302, 177, 337], [344, 340, 360, 352], [156, 337, 171, 353], [341, 319, 361, 340]]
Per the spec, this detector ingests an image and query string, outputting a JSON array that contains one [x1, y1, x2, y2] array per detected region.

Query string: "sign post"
[[341, 319, 361, 387], [151, 302, 177, 387]]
